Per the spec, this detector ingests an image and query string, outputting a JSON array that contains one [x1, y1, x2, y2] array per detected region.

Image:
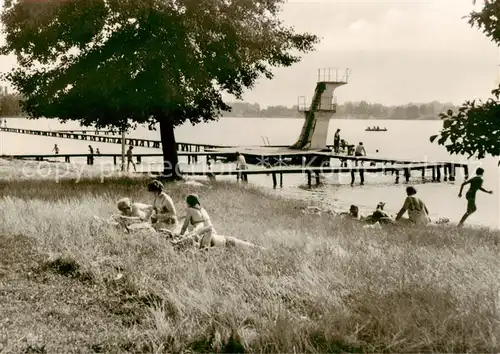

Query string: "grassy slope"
[[1, 161, 500, 352]]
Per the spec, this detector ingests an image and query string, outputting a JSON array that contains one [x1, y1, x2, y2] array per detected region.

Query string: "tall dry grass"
[[1, 165, 500, 352]]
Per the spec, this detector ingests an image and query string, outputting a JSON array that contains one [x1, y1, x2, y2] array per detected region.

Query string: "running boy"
[[457, 167, 493, 227]]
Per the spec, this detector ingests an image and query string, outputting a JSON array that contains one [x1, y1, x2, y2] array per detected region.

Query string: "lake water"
[[1, 117, 499, 229]]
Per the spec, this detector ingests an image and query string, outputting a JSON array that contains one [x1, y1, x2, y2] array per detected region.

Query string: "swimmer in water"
[[457, 167, 493, 227]]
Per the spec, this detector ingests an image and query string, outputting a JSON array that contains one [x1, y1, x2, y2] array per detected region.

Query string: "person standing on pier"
[[333, 129, 341, 153], [96, 148, 100, 155], [235, 152, 248, 182], [354, 142, 366, 167], [127, 145, 136, 172], [457, 167, 493, 227], [52, 144, 59, 155], [87, 145, 94, 165]]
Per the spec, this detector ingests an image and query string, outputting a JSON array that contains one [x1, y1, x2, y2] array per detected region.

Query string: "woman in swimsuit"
[[458, 167, 493, 227], [178, 194, 263, 249], [395, 186, 430, 226], [147, 180, 178, 230]]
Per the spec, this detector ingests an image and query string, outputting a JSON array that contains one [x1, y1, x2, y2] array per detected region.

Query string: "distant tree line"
[[1, 93, 458, 121], [222, 101, 459, 119]]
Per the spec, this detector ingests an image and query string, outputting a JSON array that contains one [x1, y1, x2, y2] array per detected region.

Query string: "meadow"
[[1, 158, 500, 353]]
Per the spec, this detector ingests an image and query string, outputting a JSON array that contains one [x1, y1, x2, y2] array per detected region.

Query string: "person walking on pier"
[[333, 129, 341, 153], [127, 145, 136, 172], [457, 167, 493, 228], [52, 144, 59, 155], [235, 152, 248, 182], [87, 145, 94, 165]]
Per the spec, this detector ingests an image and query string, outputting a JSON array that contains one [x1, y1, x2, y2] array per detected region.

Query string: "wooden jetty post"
[[120, 126, 126, 171], [449, 163, 456, 182], [404, 168, 411, 183]]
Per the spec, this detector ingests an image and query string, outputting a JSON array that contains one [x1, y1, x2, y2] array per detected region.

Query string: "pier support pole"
[[464, 166, 469, 180], [272, 173, 277, 189], [421, 167, 425, 181], [431, 167, 436, 182], [315, 172, 320, 185], [449, 164, 456, 182], [404, 168, 410, 183], [306, 171, 312, 187], [436, 166, 441, 182], [121, 126, 126, 172], [444, 164, 448, 182], [395, 170, 400, 184], [280, 173, 283, 188]]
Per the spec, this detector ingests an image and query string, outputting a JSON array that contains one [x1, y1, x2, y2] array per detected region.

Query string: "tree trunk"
[[159, 116, 182, 180]]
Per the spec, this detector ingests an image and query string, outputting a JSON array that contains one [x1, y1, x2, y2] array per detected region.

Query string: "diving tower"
[[290, 67, 350, 150]]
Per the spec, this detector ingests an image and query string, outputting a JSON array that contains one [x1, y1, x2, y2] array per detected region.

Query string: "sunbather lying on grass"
[[170, 194, 265, 250]]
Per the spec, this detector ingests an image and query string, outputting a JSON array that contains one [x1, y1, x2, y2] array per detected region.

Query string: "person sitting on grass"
[[147, 180, 178, 230], [116, 197, 154, 221], [93, 198, 154, 232], [363, 202, 395, 225], [113, 197, 156, 231], [339, 205, 360, 220], [395, 186, 430, 226], [175, 194, 263, 249]]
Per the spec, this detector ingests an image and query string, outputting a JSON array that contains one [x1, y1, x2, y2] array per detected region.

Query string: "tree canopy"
[[430, 1, 500, 160], [1, 0, 318, 176]]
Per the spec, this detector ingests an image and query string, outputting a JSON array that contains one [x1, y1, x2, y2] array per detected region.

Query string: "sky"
[[0, 0, 497, 107]]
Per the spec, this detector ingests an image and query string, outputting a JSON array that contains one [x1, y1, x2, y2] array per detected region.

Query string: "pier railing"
[[317, 68, 351, 84], [297, 96, 337, 112]]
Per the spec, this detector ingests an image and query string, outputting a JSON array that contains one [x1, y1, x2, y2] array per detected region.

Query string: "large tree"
[[1, 0, 318, 179], [430, 1, 500, 160]]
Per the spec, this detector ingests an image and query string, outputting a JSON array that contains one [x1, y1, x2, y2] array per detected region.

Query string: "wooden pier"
[[0, 152, 234, 165], [0, 126, 228, 152], [1, 150, 469, 188], [149, 162, 468, 188]]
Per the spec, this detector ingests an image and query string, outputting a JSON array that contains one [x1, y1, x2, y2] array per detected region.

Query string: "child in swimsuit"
[[458, 167, 493, 227]]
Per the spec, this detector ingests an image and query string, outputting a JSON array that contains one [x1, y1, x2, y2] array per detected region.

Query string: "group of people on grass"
[[112, 180, 262, 249], [107, 167, 491, 249], [343, 167, 493, 228]]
